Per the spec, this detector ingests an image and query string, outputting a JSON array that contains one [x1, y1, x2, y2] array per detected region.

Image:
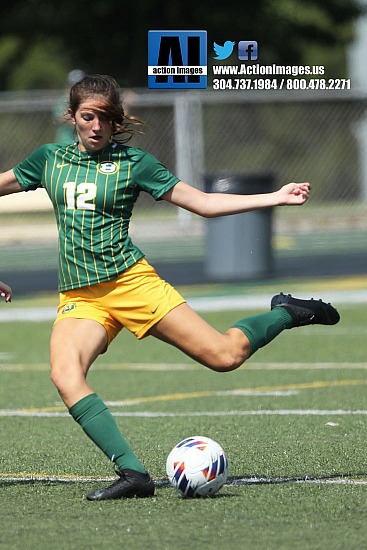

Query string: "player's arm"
[[162, 180, 311, 217], [0, 280, 12, 303], [0, 169, 23, 196]]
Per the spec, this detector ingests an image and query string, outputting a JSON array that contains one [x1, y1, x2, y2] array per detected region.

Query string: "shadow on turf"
[[2, 473, 365, 491], [0, 480, 78, 488], [0, 478, 237, 499]]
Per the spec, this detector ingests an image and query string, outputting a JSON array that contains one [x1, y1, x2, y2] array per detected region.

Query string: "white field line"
[[1, 409, 367, 418], [187, 290, 367, 312], [0, 288, 366, 322], [1, 473, 366, 486]]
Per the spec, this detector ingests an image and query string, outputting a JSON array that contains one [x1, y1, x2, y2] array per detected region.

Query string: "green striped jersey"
[[13, 143, 180, 291]]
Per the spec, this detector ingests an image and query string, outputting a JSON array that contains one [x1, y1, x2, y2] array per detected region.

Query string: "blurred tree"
[[0, 0, 360, 90], [7, 38, 70, 90]]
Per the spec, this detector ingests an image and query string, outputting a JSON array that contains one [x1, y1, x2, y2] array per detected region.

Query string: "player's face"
[[71, 98, 113, 153]]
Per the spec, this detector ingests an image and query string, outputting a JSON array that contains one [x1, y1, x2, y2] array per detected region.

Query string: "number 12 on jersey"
[[63, 182, 97, 211]]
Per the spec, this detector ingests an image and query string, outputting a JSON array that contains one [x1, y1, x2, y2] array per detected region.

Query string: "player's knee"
[[50, 363, 67, 393], [50, 361, 82, 396], [204, 350, 245, 373], [202, 330, 251, 372], [211, 358, 244, 373]]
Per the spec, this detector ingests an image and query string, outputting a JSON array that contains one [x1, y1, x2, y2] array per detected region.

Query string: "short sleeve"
[[131, 150, 180, 200], [13, 144, 50, 191]]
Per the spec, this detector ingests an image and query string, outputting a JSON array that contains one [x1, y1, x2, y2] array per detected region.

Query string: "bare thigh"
[[148, 303, 251, 372], [50, 318, 108, 407]]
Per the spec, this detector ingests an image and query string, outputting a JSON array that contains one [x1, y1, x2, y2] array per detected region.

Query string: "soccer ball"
[[166, 436, 229, 497]]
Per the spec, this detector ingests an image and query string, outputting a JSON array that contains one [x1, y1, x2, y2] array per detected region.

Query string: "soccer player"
[[0, 74, 340, 501], [0, 280, 12, 302]]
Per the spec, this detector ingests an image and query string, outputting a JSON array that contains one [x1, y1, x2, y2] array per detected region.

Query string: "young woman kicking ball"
[[0, 74, 339, 500]]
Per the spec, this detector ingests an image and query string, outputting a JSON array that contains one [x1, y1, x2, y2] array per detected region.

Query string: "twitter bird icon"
[[213, 41, 236, 60]]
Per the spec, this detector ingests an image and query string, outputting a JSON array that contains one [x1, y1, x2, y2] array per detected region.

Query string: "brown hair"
[[68, 74, 143, 143]]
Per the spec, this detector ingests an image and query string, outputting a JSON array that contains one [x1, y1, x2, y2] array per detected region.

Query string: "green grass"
[[0, 287, 366, 550]]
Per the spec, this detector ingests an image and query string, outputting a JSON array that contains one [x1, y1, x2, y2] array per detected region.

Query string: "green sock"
[[69, 393, 146, 473], [232, 308, 293, 355]]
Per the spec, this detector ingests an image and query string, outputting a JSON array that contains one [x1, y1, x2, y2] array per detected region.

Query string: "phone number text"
[[212, 78, 351, 90]]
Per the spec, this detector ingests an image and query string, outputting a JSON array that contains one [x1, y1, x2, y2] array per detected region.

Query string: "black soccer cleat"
[[86, 469, 155, 501], [271, 292, 340, 328]]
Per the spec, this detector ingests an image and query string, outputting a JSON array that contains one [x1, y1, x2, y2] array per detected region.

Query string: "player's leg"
[[50, 318, 105, 406], [148, 302, 291, 371], [148, 294, 340, 371], [50, 318, 154, 500]]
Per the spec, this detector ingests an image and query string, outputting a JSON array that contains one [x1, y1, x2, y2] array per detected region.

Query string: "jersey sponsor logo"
[[57, 163, 69, 169], [97, 161, 119, 174]]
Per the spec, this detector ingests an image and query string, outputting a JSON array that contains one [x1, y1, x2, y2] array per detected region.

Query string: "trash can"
[[205, 173, 275, 281]]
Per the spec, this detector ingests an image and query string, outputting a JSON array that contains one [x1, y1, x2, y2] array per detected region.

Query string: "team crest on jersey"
[[97, 161, 119, 174], [61, 302, 77, 314]]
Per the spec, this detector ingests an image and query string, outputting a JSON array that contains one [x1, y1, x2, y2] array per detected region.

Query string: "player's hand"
[[0, 282, 12, 303], [277, 182, 311, 206]]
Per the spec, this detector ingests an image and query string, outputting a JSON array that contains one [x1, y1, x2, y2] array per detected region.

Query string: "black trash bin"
[[204, 173, 275, 281]]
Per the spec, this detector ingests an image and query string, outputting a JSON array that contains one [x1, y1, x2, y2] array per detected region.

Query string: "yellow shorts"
[[54, 258, 186, 344]]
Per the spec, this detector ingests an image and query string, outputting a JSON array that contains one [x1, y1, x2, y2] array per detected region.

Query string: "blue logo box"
[[148, 30, 207, 89]]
